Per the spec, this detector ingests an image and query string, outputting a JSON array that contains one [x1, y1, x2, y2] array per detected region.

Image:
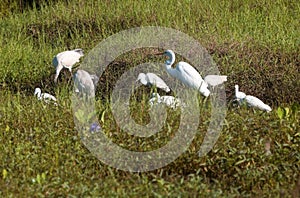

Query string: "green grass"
[[0, 0, 299, 197]]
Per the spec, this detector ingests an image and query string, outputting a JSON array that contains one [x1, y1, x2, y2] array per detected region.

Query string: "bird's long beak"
[[153, 52, 164, 55]]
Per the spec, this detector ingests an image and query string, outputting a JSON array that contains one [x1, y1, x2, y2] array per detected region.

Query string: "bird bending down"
[[156, 50, 227, 97], [34, 87, 57, 105], [136, 72, 170, 92], [73, 69, 95, 98], [53, 48, 84, 83], [149, 93, 181, 109], [234, 84, 272, 112]]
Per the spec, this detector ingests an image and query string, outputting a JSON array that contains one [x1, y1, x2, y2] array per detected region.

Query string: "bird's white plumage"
[[204, 75, 227, 87], [73, 69, 95, 98], [234, 84, 272, 112], [149, 93, 181, 109], [53, 49, 84, 82], [162, 50, 226, 97], [136, 72, 170, 92], [244, 95, 272, 112], [34, 87, 57, 105]]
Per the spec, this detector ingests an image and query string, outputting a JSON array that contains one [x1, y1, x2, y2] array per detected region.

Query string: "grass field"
[[0, 0, 299, 197]]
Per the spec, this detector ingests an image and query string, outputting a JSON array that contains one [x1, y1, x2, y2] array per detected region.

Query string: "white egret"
[[34, 87, 57, 105], [149, 93, 181, 109], [234, 85, 272, 112], [136, 72, 170, 92], [73, 69, 95, 98], [53, 49, 84, 83], [157, 50, 227, 97]]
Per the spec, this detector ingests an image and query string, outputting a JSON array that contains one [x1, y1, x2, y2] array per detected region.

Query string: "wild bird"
[[234, 84, 272, 112], [136, 72, 170, 92], [73, 69, 95, 98], [52, 48, 84, 83], [156, 49, 227, 97], [34, 87, 57, 105], [149, 93, 181, 109]]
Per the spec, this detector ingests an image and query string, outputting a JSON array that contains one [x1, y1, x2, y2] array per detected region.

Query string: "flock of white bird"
[[34, 48, 272, 112]]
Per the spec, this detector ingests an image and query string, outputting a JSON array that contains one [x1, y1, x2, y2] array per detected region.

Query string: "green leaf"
[[36, 174, 41, 184], [284, 107, 290, 117], [2, 169, 7, 179], [101, 110, 106, 123], [277, 107, 284, 120]]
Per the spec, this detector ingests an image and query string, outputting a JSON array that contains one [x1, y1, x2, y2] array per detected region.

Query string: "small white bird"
[[136, 72, 170, 92], [53, 49, 84, 83], [234, 85, 272, 112], [34, 87, 57, 105], [149, 93, 181, 109], [156, 50, 227, 97], [73, 69, 95, 98]]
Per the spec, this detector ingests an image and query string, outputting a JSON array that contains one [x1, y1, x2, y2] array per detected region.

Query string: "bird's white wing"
[[176, 62, 205, 87], [136, 73, 148, 85], [204, 75, 227, 86], [175, 62, 210, 97], [41, 93, 57, 101], [160, 96, 180, 109], [146, 73, 170, 92], [176, 62, 203, 80], [60, 51, 83, 68], [245, 95, 272, 112]]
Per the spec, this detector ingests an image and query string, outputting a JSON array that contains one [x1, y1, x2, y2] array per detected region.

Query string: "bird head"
[[154, 50, 175, 66], [136, 73, 147, 85], [34, 88, 41, 96]]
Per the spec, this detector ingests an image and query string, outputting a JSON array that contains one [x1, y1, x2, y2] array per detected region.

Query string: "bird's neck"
[[165, 63, 177, 78], [235, 87, 239, 95], [35, 91, 41, 98]]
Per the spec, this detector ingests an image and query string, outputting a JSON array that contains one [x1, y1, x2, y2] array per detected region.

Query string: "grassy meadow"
[[0, 0, 299, 196]]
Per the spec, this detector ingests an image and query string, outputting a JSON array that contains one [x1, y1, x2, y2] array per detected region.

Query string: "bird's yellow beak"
[[153, 52, 164, 55]]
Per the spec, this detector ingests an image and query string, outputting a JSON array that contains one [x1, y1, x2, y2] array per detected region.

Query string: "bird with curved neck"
[[157, 50, 227, 97], [34, 87, 57, 105], [234, 84, 272, 112]]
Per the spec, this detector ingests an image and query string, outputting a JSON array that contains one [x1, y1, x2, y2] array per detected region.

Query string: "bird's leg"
[[66, 67, 73, 86], [54, 64, 64, 83]]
